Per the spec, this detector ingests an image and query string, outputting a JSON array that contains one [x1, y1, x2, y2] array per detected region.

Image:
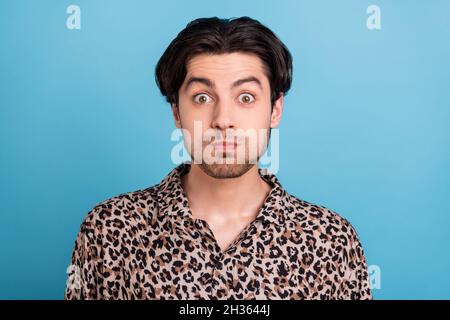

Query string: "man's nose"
[[210, 99, 235, 130]]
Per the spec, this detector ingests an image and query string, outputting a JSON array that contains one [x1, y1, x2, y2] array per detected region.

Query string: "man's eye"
[[193, 93, 212, 104], [238, 93, 255, 104]]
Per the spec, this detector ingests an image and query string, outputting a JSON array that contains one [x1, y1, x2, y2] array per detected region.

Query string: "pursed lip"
[[212, 141, 239, 150]]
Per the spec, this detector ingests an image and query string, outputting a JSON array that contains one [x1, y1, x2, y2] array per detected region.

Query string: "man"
[[65, 16, 372, 300]]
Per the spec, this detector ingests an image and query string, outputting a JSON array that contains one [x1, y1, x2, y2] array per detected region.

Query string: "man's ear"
[[171, 103, 182, 128], [270, 93, 284, 128]]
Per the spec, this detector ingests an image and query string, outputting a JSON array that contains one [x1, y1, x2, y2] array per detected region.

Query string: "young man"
[[65, 16, 372, 300]]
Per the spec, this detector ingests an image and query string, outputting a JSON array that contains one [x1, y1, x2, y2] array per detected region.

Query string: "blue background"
[[1, 0, 449, 299]]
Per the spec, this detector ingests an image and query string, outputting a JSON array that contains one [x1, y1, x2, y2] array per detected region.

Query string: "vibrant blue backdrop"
[[1, 0, 449, 299]]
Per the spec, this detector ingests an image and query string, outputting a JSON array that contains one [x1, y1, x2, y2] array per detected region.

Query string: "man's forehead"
[[183, 75, 264, 92], [186, 52, 264, 71], [183, 53, 269, 89]]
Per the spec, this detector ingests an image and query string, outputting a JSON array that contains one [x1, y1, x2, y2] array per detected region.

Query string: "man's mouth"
[[212, 141, 238, 152]]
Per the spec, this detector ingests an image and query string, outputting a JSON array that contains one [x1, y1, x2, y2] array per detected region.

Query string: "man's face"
[[172, 52, 283, 179]]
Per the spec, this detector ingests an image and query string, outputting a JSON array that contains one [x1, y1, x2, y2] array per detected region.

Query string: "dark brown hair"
[[155, 16, 293, 107]]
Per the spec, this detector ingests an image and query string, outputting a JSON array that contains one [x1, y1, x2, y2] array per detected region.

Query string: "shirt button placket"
[[214, 251, 233, 299], [214, 253, 224, 270]]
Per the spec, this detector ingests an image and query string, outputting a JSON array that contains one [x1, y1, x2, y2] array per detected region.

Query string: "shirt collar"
[[156, 162, 287, 226]]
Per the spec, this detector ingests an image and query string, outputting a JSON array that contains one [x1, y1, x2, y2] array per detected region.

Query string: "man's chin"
[[198, 163, 255, 179]]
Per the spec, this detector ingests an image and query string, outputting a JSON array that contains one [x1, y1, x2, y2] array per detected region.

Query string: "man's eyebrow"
[[231, 76, 263, 90], [184, 76, 263, 91], [184, 77, 215, 91]]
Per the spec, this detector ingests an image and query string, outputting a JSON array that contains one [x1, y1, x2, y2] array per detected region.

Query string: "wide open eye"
[[193, 93, 213, 104], [238, 93, 255, 104]]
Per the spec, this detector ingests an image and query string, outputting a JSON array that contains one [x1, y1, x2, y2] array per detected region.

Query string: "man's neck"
[[181, 164, 272, 222]]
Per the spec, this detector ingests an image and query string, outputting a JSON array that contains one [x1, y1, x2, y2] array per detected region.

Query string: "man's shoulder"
[[80, 183, 161, 230], [284, 192, 361, 243]]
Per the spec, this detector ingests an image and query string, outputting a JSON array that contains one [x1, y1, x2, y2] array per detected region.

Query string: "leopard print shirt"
[[65, 162, 372, 299]]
